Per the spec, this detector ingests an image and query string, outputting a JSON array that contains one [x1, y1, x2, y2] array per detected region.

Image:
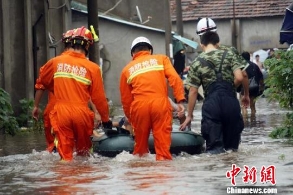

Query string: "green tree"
[[0, 88, 19, 136], [17, 98, 44, 132], [264, 49, 293, 138], [17, 98, 34, 128]]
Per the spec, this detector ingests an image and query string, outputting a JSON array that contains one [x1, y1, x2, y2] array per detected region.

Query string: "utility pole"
[[164, 0, 172, 58], [176, 0, 183, 36], [231, 0, 237, 49], [87, 0, 100, 64]]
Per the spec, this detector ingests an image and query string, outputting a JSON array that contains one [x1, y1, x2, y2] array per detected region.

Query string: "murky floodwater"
[[0, 98, 293, 195]]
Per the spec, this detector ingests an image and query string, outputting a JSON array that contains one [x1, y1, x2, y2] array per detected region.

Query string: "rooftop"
[[170, 0, 293, 21]]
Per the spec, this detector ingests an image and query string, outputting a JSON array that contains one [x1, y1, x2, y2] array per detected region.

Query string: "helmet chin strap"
[[197, 26, 217, 36], [206, 18, 209, 29]]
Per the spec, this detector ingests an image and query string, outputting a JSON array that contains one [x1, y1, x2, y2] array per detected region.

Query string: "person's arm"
[[241, 70, 250, 108], [32, 89, 45, 120], [119, 71, 134, 124], [230, 48, 250, 107], [234, 69, 244, 87], [179, 58, 201, 130], [168, 97, 185, 119], [163, 56, 186, 103], [187, 87, 198, 118], [241, 70, 249, 98], [168, 97, 179, 111], [180, 86, 197, 130], [234, 69, 249, 108], [89, 65, 110, 123], [89, 99, 102, 126], [164, 57, 186, 117], [32, 65, 49, 120]]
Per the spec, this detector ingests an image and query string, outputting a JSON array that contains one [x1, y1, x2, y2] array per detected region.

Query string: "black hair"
[[255, 54, 260, 58], [72, 44, 86, 51], [131, 43, 153, 56], [133, 45, 151, 53], [241, 51, 250, 61], [200, 31, 220, 46], [64, 43, 72, 49], [71, 39, 90, 55]]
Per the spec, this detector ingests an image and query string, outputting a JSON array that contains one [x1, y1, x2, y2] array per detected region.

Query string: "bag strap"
[[197, 50, 228, 81], [219, 50, 228, 73], [248, 61, 257, 79]]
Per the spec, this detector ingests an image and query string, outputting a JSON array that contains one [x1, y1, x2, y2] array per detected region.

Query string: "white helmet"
[[131, 36, 153, 55], [196, 18, 217, 36]]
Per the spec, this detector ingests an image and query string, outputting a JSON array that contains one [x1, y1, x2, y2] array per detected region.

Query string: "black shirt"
[[245, 61, 263, 83]]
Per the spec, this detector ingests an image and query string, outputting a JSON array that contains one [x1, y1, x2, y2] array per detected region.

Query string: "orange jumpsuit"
[[38, 51, 109, 161], [120, 51, 185, 160]]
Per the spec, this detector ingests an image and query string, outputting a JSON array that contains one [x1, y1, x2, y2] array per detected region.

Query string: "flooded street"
[[0, 98, 293, 195]]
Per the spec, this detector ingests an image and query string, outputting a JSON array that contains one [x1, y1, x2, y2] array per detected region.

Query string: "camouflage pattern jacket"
[[185, 47, 246, 97]]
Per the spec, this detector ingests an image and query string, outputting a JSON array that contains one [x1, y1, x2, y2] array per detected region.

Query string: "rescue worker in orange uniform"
[[120, 37, 186, 160], [33, 30, 103, 151], [36, 26, 112, 161], [32, 29, 75, 152]]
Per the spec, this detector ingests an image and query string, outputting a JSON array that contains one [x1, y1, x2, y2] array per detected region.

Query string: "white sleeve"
[[168, 97, 178, 111]]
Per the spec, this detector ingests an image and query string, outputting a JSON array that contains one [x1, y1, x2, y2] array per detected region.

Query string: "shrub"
[[17, 98, 34, 128], [17, 98, 44, 132], [269, 113, 293, 139], [0, 88, 19, 136], [264, 50, 293, 139]]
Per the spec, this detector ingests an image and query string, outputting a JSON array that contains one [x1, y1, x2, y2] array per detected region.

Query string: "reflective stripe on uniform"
[[127, 65, 164, 83], [54, 136, 58, 149], [54, 72, 91, 85]]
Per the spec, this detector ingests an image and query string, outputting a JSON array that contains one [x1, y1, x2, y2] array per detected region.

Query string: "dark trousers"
[[173, 51, 185, 76], [201, 82, 244, 153]]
